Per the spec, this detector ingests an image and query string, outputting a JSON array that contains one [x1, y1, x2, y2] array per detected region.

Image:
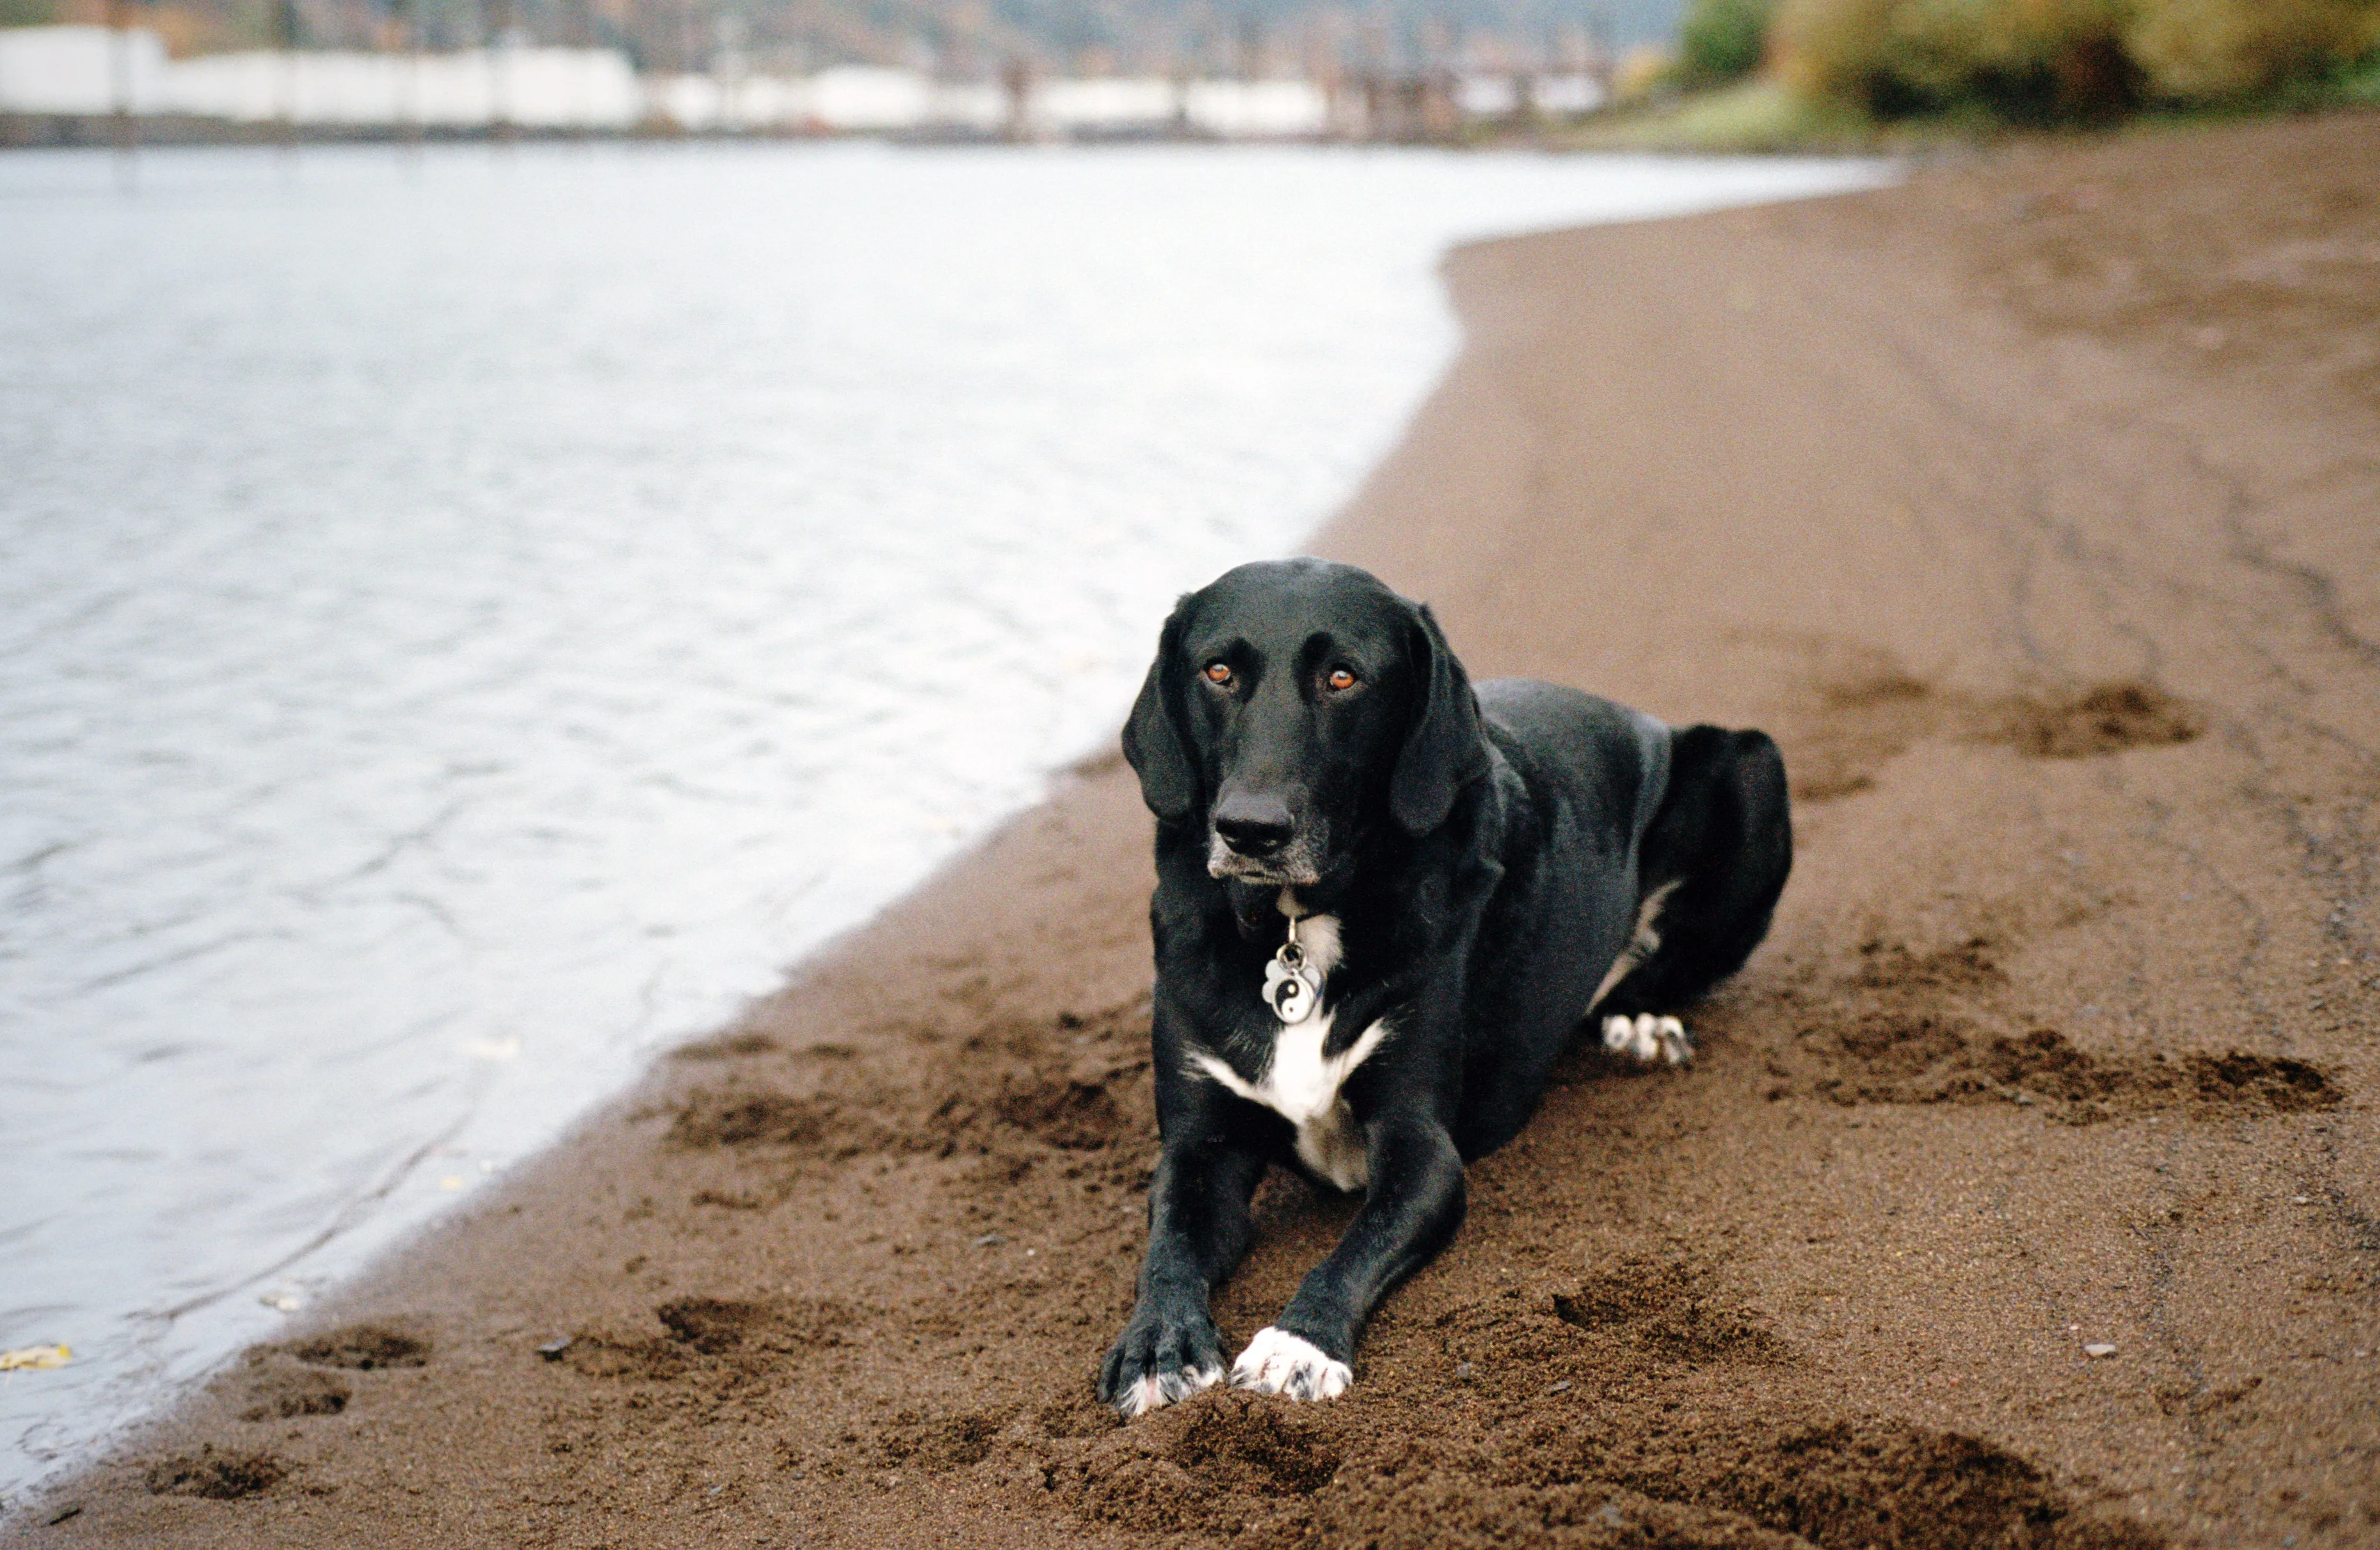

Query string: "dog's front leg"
[[1097, 1128, 1266, 1417], [1232, 1110, 1465, 1400]]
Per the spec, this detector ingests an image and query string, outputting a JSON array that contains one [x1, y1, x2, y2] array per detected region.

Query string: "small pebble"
[[2291, 1196, 2311, 1205], [536, 1336, 574, 1360], [972, 1232, 1007, 1248], [1548, 1378, 1572, 1394], [1455, 1361, 1473, 1380], [2083, 1343, 2118, 1359]]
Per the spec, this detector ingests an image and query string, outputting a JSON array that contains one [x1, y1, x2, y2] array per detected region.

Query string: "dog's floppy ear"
[[1390, 602, 1489, 835], [1121, 593, 1201, 824]]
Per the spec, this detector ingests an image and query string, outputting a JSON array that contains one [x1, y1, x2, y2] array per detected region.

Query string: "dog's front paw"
[[1602, 1012, 1692, 1067], [1229, 1326, 1352, 1402], [1098, 1304, 1227, 1419]]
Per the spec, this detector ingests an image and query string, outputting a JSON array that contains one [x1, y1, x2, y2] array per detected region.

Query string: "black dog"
[[1097, 559, 1791, 1416]]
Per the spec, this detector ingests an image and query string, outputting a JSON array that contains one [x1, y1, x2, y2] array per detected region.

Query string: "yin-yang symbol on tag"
[[1263, 955, 1319, 1023]]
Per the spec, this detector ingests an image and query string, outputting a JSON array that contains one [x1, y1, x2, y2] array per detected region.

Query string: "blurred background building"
[[0, 0, 1686, 138]]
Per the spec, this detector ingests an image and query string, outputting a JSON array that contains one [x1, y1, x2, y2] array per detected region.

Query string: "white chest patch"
[[1188, 914, 1388, 1192], [1191, 1013, 1391, 1192]]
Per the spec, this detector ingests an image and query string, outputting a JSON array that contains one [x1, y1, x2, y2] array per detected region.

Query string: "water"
[[0, 140, 1891, 1500]]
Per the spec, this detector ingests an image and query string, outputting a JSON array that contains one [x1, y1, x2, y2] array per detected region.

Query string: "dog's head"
[[1121, 559, 1488, 886]]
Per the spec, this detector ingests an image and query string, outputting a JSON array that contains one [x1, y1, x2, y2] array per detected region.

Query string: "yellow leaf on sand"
[[0, 1345, 70, 1371]]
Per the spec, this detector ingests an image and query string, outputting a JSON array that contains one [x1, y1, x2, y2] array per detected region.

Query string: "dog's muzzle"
[[1207, 792, 1327, 885]]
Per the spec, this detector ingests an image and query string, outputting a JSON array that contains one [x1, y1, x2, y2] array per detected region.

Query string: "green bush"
[[1775, 0, 2380, 118], [1776, 0, 2137, 119], [2341, 49, 2380, 103], [1680, 0, 1778, 87]]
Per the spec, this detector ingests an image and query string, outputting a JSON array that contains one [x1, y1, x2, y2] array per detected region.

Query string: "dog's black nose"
[[1214, 794, 1295, 858]]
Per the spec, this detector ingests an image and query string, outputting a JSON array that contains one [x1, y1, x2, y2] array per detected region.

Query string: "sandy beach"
[[13, 110, 2377, 1549]]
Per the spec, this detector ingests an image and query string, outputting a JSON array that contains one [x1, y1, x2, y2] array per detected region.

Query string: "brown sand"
[[14, 111, 2379, 1549]]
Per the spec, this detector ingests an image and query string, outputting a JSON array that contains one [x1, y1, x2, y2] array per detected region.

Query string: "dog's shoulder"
[[1473, 679, 1671, 840]]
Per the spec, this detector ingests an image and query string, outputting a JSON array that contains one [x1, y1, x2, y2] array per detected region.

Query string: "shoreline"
[[12, 110, 2377, 1549], [0, 144, 1889, 1516]]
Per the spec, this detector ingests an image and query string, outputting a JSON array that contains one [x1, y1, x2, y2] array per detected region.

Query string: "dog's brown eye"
[[1326, 667, 1359, 692], [1204, 662, 1233, 686]]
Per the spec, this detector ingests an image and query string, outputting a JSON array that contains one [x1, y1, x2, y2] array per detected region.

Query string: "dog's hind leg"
[[1595, 726, 1792, 1033], [1591, 882, 1695, 1064], [1600, 1010, 1695, 1066]]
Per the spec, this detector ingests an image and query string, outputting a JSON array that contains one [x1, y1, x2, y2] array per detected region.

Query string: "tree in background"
[[1774, 0, 2378, 119], [1678, 0, 1770, 85], [1774, 0, 2134, 119], [2126, 0, 2380, 99]]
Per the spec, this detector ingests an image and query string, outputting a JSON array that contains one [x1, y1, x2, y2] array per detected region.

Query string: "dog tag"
[[1264, 942, 1320, 1025]]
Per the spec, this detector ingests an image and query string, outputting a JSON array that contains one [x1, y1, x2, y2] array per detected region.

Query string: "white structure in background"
[[656, 63, 989, 133], [0, 25, 1572, 137], [1456, 74, 1521, 118], [929, 79, 1007, 133], [1531, 74, 1608, 115], [1031, 76, 1178, 135], [647, 71, 1330, 138], [1454, 73, 1606, 119], [1181, 80, 1329, 137], [166, 49, 639, 127], [0, 24, 168, 113], [806, 65, 935, 130], [0, 27, 638, 127], [1016, 78, 1336, 138]]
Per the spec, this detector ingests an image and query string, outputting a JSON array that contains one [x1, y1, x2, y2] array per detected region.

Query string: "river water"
[[0, 140, 1890, 1500]]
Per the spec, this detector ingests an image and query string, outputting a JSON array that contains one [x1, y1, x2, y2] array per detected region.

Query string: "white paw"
[[1229, 1327, 1352, 1402], [1118, 1362, 1224, 1418], [1601, 1013, 1693, 1067]]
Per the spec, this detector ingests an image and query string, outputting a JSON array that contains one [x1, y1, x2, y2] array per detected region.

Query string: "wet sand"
[[14, 110, 2379, 1548]]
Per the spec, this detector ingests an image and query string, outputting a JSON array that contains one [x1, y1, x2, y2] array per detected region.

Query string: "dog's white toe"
[[1602, 1013, 1693, 1066], [1230, 1326, 1352, 1402], [1120, 1362, 1225, 1418]]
